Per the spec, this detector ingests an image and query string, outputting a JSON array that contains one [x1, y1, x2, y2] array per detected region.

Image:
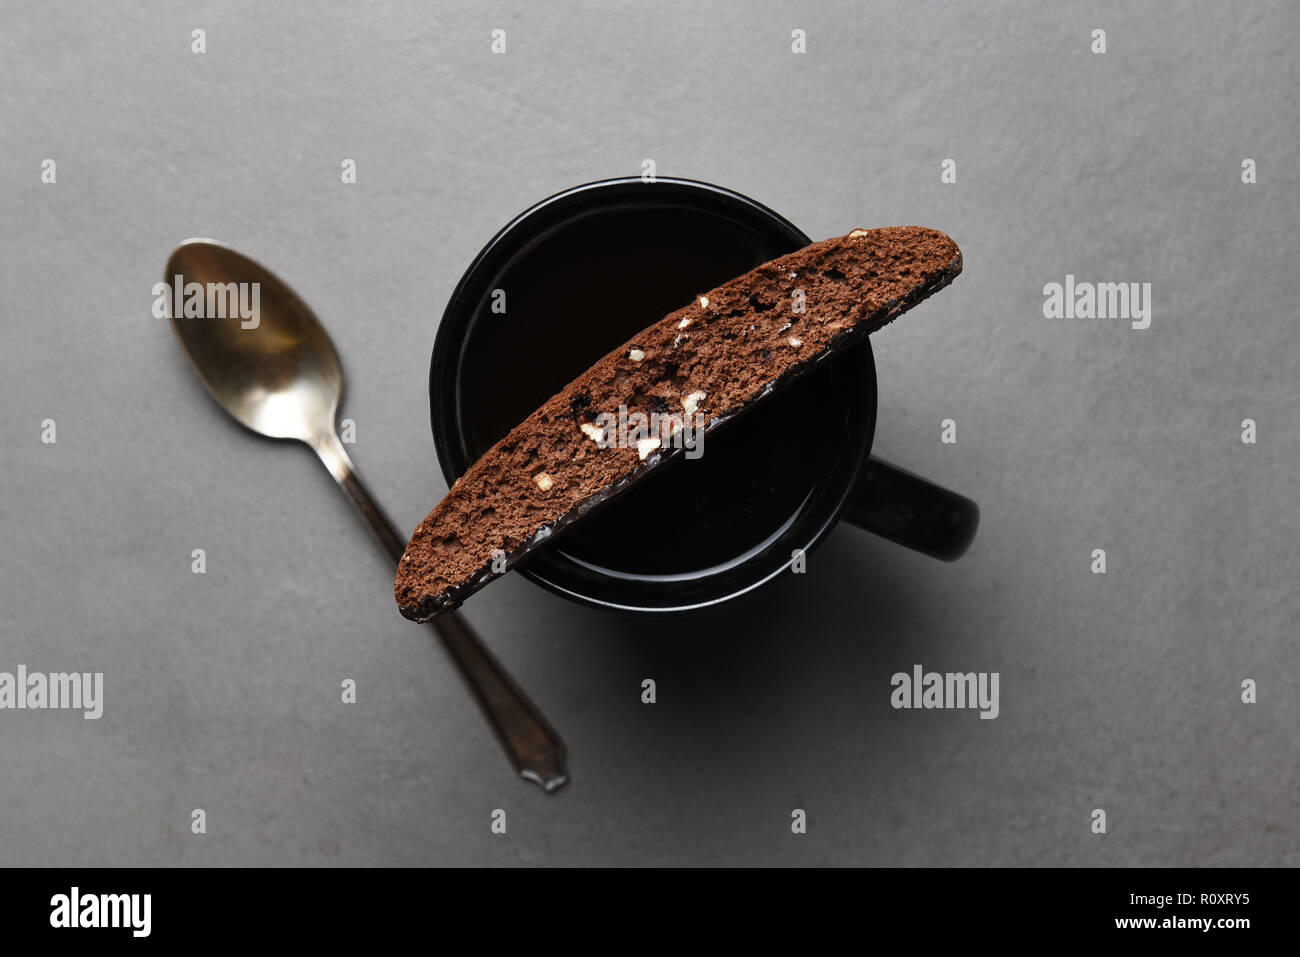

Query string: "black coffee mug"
[[429, 177, 978, 614]]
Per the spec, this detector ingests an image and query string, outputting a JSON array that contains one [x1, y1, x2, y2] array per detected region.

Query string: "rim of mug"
[[428, 176, 876, 615]]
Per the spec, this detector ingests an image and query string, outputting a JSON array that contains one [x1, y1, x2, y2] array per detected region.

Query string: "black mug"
[[429, 177, 978, 614]]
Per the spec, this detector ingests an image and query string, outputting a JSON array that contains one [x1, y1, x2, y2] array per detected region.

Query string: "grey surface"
[[1, 0, 1297, 866]]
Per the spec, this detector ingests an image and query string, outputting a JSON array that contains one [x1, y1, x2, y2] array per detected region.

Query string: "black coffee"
[[454, 204, 845, 577]]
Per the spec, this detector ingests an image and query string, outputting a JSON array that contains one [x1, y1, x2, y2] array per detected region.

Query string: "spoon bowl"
[[166, 240, 341, 444]]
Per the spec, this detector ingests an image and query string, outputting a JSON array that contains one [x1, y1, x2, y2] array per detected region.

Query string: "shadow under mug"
[[429, 177, 979, 615]]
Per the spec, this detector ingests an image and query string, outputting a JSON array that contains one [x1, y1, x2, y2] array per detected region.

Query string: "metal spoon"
[[164, 239, 568, 792]]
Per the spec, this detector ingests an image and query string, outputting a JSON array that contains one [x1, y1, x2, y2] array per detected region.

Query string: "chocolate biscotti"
[[395, 226, 962, 621]]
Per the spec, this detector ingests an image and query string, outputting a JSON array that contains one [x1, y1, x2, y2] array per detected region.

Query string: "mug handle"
[[839, 456, 980, 561]]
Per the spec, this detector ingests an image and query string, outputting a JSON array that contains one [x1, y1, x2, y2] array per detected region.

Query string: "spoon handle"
[[313, 431, 569, 792]]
